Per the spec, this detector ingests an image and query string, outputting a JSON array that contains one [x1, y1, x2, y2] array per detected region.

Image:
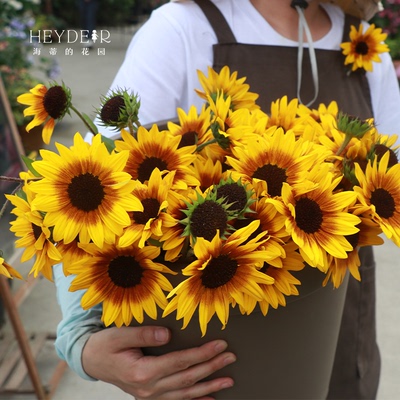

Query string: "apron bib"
[[193, 1, 380, 398]]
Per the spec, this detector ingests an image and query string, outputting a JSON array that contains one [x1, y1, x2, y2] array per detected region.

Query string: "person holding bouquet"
[[53, 0, 400, 399]]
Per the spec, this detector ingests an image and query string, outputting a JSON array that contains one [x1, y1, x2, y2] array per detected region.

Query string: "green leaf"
[[21, 155, 42, 177], [101, 135, 116, 153], [82, 113, 98, 135]]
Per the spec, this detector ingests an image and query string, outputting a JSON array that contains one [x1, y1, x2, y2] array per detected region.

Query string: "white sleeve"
[[368, 52, 400, 146]]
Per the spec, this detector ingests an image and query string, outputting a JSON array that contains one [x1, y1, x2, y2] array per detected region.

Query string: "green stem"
[[70, 104, 97, 135], [196, 138, 218, 153], [336, 134, 352, 157]]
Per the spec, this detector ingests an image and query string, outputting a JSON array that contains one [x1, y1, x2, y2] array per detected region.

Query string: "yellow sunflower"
[[115, 125, 199, 190], [68, 243, 175, 327], [167, 105, 212, 148], [341, 23, 389, 72], [17, 83, 71, 144], [269, 164, 361, 271], [195, 65, 259, 111], [163, 220, 275, 336], [0, 257, 23, 279], [226, 128, 326, 198], [118, 168, 175, 248], [30, 133, 142, 248], [266, 96, 303, 134], [353, 151, 400, 246], [190, 155, 224, 193], [57, 239, 92, 277], [160, 189, 197, 262], [323, 217, 384, 288], [230, 194, 288, 266], [6, 192, 62, 280], [208, 92, 257, 153], [240, 240, 305, 316]]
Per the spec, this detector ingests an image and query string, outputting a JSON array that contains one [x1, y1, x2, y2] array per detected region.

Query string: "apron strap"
[[193, 0, 237, 44], [342, 14, 361, 43]]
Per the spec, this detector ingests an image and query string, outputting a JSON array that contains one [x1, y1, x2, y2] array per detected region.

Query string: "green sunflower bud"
[[98, 89, 141, 132]]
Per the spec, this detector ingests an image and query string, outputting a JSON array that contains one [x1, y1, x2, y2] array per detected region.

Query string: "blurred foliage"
[[371, 0, 400, 59]]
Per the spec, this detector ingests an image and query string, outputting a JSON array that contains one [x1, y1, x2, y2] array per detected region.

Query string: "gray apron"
[[194, 1, 380, 398]]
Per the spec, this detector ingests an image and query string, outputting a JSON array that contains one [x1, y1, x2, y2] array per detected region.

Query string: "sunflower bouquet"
[[1, 30, 399, 336]]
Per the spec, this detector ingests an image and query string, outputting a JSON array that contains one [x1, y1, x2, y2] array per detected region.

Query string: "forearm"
[[53, 263, 104, 380]]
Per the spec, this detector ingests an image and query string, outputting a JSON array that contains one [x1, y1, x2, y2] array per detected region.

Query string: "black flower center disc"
[[370, 188, 395, 219], [190, 200, 228, 241], [43, 86, 67, 119], [100, 95, 125, 124], [137, 157, 168, 183], [68, 172, 105, 212], [345, 231, 359, 253], [216, 183, 248, 212], [178, 131, 197, 148], [355, 41, 369, 55], [133, 198, 160, 225], [374, 144, 398, 168], [295, 197, 323, 234], [201, 254, 238, 288], [108, 255, 143, 288], [32, 223, 42, 241], [252, 164, 287, 197]]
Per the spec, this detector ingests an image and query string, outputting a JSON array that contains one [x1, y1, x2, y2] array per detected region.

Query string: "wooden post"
[[0, 276, 48, 400]]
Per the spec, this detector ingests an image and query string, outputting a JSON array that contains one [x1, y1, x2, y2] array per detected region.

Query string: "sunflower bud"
[[337, 112, 372, 139], [98, 89, 140, 131], [43, 83, 72, 121]]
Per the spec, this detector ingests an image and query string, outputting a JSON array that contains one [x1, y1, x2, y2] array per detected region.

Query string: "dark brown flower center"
[[370, 188, 395, 219], [216, 183, 248, 213], [108, 255, 143, 288], [133, 198, 160, 225], [201, 254, 238, 288], [137, 157, 168, 183], [374, 144, 398, 168], [355, 41, 369, 55], [345, 231, 359, 253], [100, 95, 125, 124], [295, 197, 323, 234], [43, 85, 67, 119], [178, 131, 197, 148], [252, 164, 287, 197], [32, 223, 43, 241], [190, 200, 228, 241], [68, 172, 105, 212]]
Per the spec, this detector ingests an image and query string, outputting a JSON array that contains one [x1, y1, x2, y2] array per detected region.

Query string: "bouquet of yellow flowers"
[[1, 63, 399, 337]]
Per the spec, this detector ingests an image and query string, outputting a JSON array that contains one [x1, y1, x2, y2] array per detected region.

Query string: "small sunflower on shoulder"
[[341, 22, 389, 73]]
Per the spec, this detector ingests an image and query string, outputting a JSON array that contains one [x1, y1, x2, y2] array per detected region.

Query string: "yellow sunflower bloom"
[[266, 96, 304, 134], [195, 65, 259, 111], [163, 220, 275, 336], [115, 125, 199, 190], [167, 105, 212, 148], [68, 243, 175, 327], [241, 240, 305, 316], [341, 23, 389, 72], [6, 193, 62, 280], [353, 151, 400, 246], [226, 128, 326, 198], [0, 257, 23, 279], [270, 164, 361, 271], [324, 217, 384, 288], [17, 83, 71, 144], [30, 133, 142, 248], [118, 168, 175, 248]]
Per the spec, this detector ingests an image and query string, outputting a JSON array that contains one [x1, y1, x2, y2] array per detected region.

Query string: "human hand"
[[82, 326, 236, 399]]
